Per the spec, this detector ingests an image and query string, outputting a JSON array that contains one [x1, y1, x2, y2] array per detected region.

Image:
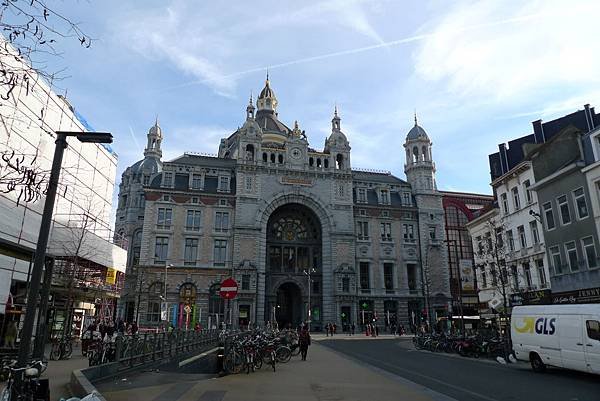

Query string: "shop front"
[[552, 286, 600, 304]]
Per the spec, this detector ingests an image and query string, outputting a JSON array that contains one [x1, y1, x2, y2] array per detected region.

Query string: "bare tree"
[[0, 1, 91, 203]]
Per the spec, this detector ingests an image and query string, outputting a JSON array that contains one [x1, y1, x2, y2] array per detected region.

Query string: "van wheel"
[[530, 353, 546, 373]]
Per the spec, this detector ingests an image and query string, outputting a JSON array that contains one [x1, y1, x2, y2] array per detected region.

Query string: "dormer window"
[[143, 175, 150, 185], [380, 189, 390, 205], [191, 174, 203, 190], [218, 176, 230, 192], [357, 188, 367, 203], [162, 172, 173, 187]]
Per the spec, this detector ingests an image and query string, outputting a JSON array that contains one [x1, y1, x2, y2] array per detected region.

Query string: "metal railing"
[[100, 329, 220, 370]]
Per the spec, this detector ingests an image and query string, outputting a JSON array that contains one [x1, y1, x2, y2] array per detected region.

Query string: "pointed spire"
[[332, 104, 341, 131], [249, 91, 253, 105], [246, 91, 256, 120], [414, 110, 418, 126], [334, 103, 338, 118], [266, 69, 269, 82]]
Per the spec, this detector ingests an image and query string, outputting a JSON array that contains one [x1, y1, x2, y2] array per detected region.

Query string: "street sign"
[[220, 278, 238, 299], [184, 305, 192, 314]]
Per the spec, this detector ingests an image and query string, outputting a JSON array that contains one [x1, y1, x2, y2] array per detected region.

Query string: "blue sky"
[[46, 0, 600, 198]]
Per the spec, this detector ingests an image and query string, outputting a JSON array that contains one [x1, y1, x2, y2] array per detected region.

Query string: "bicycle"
[[50, 337, 73, 361], [0, 359, 46, 401]]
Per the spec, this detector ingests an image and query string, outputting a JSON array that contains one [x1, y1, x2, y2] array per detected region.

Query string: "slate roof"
[[168, 154, 236, 168], [352, 170, 407, 185], [255, 110, 291, 136]]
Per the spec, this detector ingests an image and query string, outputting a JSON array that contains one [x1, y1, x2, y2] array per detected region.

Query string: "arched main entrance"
[[265, 203, 322, 328], [275, 282, 302, 328]]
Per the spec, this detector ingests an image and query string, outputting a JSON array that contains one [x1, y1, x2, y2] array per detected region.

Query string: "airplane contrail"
[[165, 11, 546, 92]]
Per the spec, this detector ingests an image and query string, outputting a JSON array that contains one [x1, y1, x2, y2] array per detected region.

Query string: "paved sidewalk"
[[99, 342, 443, 401]]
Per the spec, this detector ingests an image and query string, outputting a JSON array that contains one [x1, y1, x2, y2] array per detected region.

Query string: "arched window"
[[262, 152, 268, 162], [336, 154, 344, 169], [270, 153, 276, 163], [309, 157, 314, 167], [317, 158, 322, 168], [412, 147, 419, 163], [422, 146, 428, 161], [179, 283, 197, 304], [278, 154, 284, 164], [208, 283, 225, 328], [245, 144, 254, 161], [324, 159, 329, 168]]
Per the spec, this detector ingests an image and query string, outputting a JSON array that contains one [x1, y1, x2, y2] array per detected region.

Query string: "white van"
[[511, 304, 600, 374]]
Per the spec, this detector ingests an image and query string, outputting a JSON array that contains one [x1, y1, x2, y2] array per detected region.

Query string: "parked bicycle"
[[49, 337, 73, 361]]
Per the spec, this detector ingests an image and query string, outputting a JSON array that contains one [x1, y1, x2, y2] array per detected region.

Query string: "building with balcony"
[[115, 77, 450, 331]]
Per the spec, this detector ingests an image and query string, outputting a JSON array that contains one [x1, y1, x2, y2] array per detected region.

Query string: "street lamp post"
[[162, 263, 173, 325], [17, 131, 112, 370], [303, 268, 316, 331]]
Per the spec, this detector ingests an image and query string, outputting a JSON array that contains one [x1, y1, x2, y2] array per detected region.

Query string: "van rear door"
[[558, 315, 586, 371], [584, 317, 600, 374]]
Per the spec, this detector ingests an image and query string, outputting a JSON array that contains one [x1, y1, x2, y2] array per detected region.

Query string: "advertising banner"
[[459, 259, 474, 291], [105, 267, 117, 285]]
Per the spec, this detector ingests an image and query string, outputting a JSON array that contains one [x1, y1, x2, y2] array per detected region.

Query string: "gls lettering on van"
[[513, 316, 556, 335]]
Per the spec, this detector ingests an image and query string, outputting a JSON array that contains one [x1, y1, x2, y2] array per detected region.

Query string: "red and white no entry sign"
[[220, 277, 238, 299]]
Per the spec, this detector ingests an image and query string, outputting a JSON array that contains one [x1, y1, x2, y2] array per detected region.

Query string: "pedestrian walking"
[[299, 327, 311, 361], [333, 323, 337, 335], [375, 325, 379, 337], [351, 323, 355, 336]]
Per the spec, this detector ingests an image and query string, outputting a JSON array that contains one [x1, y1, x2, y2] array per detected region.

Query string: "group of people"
[[324, 322, 337, 336]]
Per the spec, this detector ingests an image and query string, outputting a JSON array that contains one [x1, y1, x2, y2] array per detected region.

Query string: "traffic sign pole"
[[219, 278, 238, 329]]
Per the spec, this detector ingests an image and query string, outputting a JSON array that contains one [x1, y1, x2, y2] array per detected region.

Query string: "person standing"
[[351, 323, 355, 336], [333, 323, 337, 336], [4, 321, 17, 348], [299, 327, 311, 361]]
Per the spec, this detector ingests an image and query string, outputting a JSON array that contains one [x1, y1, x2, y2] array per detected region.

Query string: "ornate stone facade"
[[115, 78, 450, 330]]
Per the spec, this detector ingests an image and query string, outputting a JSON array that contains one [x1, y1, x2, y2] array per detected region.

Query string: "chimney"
[[499, 143, 509, 175], [532, 119, 545, 143]]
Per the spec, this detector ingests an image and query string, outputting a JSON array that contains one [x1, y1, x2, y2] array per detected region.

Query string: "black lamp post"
[[17, 131, 112, 369]]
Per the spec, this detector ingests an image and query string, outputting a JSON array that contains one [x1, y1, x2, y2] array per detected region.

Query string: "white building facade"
[[467, 160, 551, 314], [0, 44, 126, 340]]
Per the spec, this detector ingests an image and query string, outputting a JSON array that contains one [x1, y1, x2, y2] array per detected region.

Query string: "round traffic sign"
[[220, 277, 238, 299]]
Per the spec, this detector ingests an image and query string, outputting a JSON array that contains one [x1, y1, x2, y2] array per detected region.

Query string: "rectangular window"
[[380, 222, 392, 241], [156, 208, 172, 229], [565, 241, 579, 271], [480, 266, 487, 288], [268, 246, 281, 272], [380, 190, 390, 205], [500, 193, 509, 215], [506, 230, 514, 251], [572, 187, 589, 219], [536, 259, 547, 287], [549, 246, 562, 274], [184, 238, 198, 265], [518, 225, 527, 249], [359, 262, 370, 291], [342, 277, 350, 292], [214, 240, 227, 266], [543, 202, 555, 230], [557, 195, 571, 225], [312, 280, 320, 294], [138, 194, 145, 208], [356, 221, 369, 240], [218, 176, 230, 192], [283, 247, 295, 272], [191, 174, 202, 189], [524, 180, 532, 204], [402, 224, 415, 241], [530, 221, 539, 244], [143, 175, 150, 185], [215, 211, 230, 232], [495, 228, 504, 249], [523, 263, 532, 288], [582, 236, 598, 269], [163, 172, 173, 187], [186, 210, 201, 231], [512, 187, 520, 210], [357, 188, 367, 203], [241, 274, 250, 291], [402, 192, 411, 206], [384, 263, 394, 291], [245, 176, 253, 191], [429, 226, 437, 241], [154, 236, 169, 262], [586, 320, 600, 341], [146, 302, 160, 323], [407, 264, 417, 291], [490, 263, 498, 286], [511, 265, 519, 290]]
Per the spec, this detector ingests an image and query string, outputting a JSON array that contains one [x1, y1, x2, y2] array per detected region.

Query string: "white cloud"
[[413, 0, 600, 101]]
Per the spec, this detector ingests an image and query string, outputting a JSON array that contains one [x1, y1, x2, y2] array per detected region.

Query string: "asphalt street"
[[320, 339, 600, 401]]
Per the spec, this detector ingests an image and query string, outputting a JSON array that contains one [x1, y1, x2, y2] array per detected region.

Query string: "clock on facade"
[[291, 148, 302, 160]]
